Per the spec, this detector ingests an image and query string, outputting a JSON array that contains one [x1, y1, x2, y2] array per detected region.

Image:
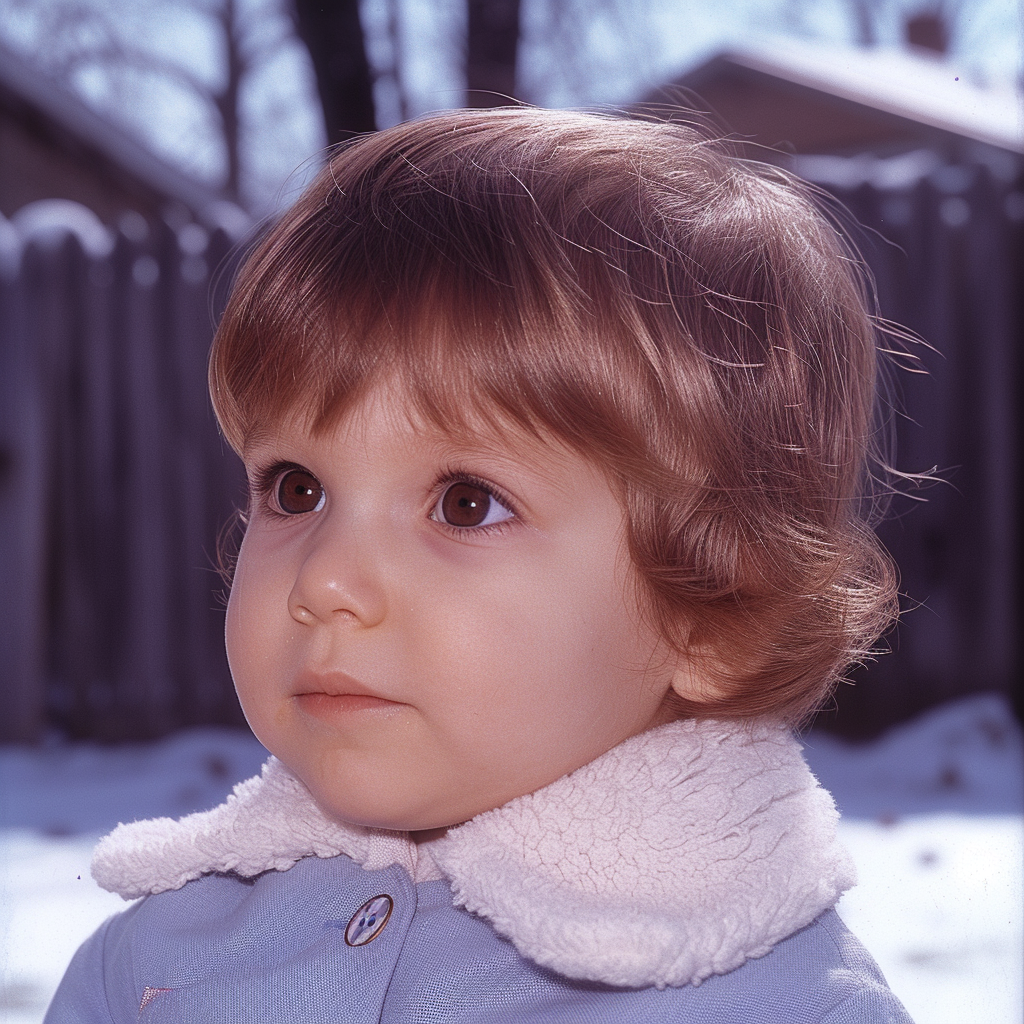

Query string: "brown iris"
[[277, 469, 324, 514], [440, 482, 492, 527]]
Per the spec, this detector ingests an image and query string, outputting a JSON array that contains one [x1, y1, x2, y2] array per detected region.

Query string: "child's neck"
[[409, 826, 451, 844]]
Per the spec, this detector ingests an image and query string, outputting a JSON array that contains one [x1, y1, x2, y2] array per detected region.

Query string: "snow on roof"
[[0, 37, 246, 221], [680, 37, 1023, 154]]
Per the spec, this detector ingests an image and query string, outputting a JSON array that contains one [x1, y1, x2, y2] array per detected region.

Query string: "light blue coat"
[[48, 852, 912, 1023], [46, 720, 914, 1023]]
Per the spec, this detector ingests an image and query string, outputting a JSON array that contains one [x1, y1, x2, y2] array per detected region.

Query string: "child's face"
[[226, 380, 686, 832]]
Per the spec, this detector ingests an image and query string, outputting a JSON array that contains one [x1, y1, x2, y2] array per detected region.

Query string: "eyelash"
[[431, 468, 520, 537], [247, 461, 521, 534], [249, 461, 307, 521]]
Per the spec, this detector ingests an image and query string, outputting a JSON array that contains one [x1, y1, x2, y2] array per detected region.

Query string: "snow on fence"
[[0, 153, 1021, 742]]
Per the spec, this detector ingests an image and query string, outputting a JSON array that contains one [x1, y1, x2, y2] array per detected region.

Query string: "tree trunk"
[[850, 0, 878, 46], [466, 0, 521, 107], [292, 0, 377, 145], [215, 0, 244, 201]]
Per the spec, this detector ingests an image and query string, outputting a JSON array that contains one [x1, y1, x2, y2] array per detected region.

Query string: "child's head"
[[210, 108, 896, 828]]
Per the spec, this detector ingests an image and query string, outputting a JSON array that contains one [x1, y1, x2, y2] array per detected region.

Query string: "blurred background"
[[0, 1, 1021, 1022]]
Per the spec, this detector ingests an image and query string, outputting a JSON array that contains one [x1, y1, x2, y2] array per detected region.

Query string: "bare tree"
[[292, 0, 524, 136], [466, 0, 521, 106], [382, 0, 410, 123], [291, 0, 376, 143], [515, 0, 664, 109], [293, 0, 523, 133], [3, 0, 303, 207]]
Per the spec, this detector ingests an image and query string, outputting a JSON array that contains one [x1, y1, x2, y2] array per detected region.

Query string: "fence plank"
[[0, 251, 48, 741]]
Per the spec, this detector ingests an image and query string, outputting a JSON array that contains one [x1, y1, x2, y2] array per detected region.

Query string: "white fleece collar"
[[91, 719, 854, 989]]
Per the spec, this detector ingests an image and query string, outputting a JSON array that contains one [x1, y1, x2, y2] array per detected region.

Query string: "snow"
[[712, 38, 1024, 153], [800, 694, 1024, 1024], [1, 695, 1021, 1024], [0, 730, 269, 1022]]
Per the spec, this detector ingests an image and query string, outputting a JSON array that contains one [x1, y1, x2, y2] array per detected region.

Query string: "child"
[[47, 108, 914, 1022]]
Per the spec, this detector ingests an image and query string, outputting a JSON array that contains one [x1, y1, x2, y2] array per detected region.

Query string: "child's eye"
[[432, 481, 515, 529], [275, 468, 325, 515]]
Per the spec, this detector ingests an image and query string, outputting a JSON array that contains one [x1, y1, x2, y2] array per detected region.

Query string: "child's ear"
[[669, 648, 727, 704]]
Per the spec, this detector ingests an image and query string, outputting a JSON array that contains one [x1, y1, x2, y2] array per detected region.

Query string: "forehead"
[[243, 375, 606, 489]]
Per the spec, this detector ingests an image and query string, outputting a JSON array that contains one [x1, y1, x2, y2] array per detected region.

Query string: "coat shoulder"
[[653, 910, 914, 1024]]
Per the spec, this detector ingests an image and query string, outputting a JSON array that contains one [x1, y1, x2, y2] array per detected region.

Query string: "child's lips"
[[296, 692, 403, 717], [292, 670, 406, 718]]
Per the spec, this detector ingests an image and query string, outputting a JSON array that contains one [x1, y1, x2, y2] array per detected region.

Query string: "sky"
[[0, 0, 1020, 209]]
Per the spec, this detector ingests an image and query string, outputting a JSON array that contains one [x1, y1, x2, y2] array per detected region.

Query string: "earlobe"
[[669, 650, 725, 705]]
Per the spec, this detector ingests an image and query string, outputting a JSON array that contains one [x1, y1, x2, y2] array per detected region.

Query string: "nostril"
[[290, 603, 318, 625]]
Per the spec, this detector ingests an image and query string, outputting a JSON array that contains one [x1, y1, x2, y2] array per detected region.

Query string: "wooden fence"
[[1, 203, 248, 741], [793, 150, 1023, 736], [0, 151, 1021, 741]]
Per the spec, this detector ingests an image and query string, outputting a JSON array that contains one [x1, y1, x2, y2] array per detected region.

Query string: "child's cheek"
[[224, 529, 293, 739]]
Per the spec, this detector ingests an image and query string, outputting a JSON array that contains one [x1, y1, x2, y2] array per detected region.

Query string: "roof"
[[657, 37, 1023, 155], [0, 37, 248, 223]]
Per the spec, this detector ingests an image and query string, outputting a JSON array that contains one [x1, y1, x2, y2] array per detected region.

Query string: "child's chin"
[[306, 785, 463, 835]]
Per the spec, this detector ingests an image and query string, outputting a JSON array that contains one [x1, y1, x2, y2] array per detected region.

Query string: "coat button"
[[345, 894, 394, 946]]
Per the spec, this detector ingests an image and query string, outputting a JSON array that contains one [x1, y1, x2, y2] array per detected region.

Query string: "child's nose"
[[286, 520, 389, 629]]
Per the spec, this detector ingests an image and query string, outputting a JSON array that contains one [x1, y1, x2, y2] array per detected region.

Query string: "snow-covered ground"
[[803, 695, 1024, 1024], [1, 694, 1021, 1024]]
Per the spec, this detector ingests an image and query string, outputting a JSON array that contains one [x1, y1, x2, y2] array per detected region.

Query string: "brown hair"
[[210, 107, 897, 724]]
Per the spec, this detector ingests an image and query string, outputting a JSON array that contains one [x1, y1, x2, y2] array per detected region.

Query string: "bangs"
[[212, 231, 666, 486], [209, 112, 697, 485]]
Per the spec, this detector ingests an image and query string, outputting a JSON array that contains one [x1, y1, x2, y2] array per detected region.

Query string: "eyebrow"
[[422, 432, 599, 497]]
